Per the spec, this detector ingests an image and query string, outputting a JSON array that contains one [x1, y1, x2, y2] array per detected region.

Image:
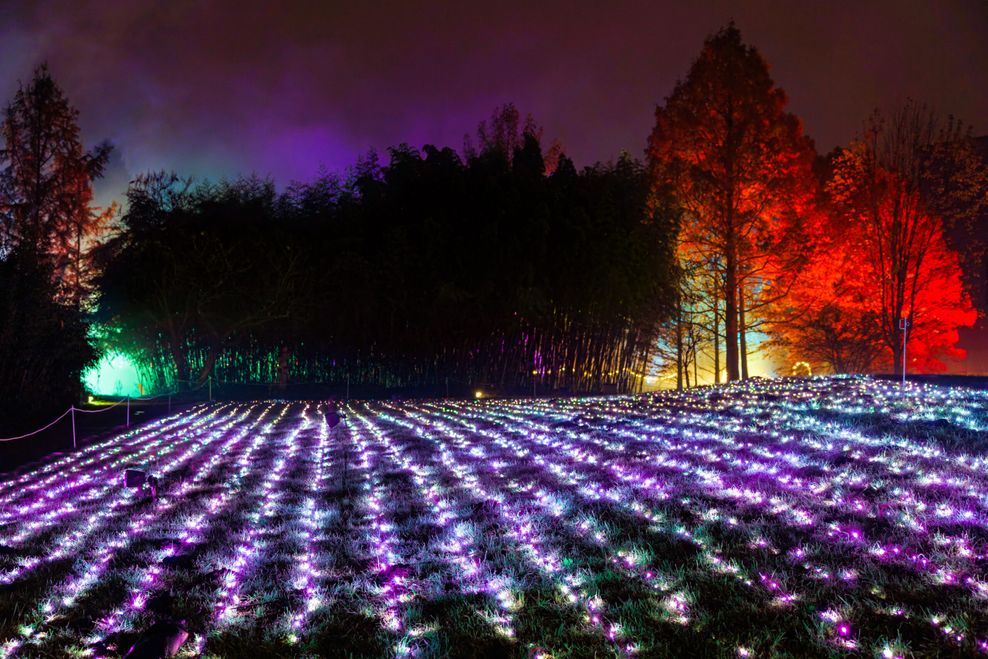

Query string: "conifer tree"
[[0, 64, 113, 306], [647, 24, 816, 382]]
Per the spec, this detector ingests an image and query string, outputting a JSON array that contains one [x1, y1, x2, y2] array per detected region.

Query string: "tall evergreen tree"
[[647, 24, 816, 383], [0, 64, 113, 306], [0, 66, 102, 432]]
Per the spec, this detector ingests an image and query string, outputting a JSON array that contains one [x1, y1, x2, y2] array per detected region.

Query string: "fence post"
[[126, 397, 131, 427], [208, 377, 213, 402], [168, 394, 172, 414], [71, 406, 77, 450]]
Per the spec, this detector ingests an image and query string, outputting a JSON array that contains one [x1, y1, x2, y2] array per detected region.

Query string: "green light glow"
[[83, 352, 145, 397]]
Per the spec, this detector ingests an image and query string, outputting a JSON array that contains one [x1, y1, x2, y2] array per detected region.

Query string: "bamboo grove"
[[93, 110, 679, 395]]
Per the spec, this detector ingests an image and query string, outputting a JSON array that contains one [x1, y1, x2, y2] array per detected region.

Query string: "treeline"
[[94, 109, 678, 395], [0, 69, 677, 432], [3, 23, 988, 433]]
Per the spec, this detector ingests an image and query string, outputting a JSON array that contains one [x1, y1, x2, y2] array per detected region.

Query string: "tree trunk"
[[194, 346, 218, 388], [739, 287, 749, 380], [713, 292, 720, 385], [892, 325, 903, 376], [693, 342, 699, 388], [74, 224, 83, 309], [683, 342, 691, 389], [723, 94, 740, 383], [724, 246, 740, 381], [170, 342, 190, 390], [675, 295, 684, 391], [277, 344, 289, 390]]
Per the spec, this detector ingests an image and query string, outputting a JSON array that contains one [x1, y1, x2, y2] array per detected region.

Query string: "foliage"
[[95, 129, 678, 393], [647, 23, 817, 384], [827, 103, 985, 373], [0, 66, 106, 432], [777, 193, 975, 373], [0, 64, 114, 306], [465, 103, 563, 174], [774, 103, 983, 375], [650, 29, 983, 381], [94, 175, 301, 388]]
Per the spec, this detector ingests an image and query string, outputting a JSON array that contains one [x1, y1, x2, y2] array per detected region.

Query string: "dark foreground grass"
[[1, 376, 987, 657]]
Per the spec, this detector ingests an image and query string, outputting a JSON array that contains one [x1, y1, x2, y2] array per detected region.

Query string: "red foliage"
[[778, 194, 976, 373]]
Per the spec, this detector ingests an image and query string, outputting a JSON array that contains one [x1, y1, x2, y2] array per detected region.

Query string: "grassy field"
[[1, 376, 987, 658]]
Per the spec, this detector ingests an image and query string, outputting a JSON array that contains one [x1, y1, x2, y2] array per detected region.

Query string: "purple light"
[[0, 377, 986, 656]]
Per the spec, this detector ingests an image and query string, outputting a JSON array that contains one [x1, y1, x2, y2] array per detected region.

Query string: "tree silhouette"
[[0, 64, 113, 307], [0, 65, 104, 433], [96, 119, 678, 395]]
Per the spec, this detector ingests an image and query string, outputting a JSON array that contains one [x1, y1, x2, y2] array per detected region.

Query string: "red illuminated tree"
[[770, 203, 885, 373], [647, 24, 816, 383], [825, 102, 984, 373], [774, 160, 977, 374]]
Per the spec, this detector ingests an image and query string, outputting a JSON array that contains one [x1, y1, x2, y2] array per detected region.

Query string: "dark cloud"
[[1, 0, 985, 205]]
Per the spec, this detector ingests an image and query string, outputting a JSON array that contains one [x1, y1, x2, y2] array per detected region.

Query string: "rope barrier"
[[1, 371, 455, 446], [0, 372, 356, 446], [73, 406, 116, 414], [0, 378, 210, 445], [0, 408, 73, 442], [131, 391, 173, 401]]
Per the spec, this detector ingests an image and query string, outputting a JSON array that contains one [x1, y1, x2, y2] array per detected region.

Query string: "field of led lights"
[[1, 377, 987, 658]]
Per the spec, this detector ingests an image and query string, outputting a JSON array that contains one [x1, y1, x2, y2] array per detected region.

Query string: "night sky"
[[2, 0, 986, 206]]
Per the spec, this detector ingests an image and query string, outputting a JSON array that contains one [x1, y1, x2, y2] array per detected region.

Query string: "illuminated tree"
[[0, 65, 113, 306], [828, 102, 985, 373], [647, 24, 816, 382], [0, 66, 105, 431], [774, 151, 978, 374], [768, 204, 885, 373]]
